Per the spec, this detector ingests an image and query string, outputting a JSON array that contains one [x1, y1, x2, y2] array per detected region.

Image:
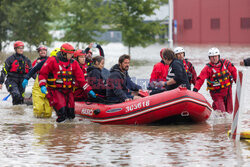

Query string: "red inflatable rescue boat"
[[75, 87, 212, 125]]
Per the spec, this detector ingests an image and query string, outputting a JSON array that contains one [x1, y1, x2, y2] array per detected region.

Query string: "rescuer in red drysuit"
[[39, 43, 96, 122], [193, 47, 237, 113]]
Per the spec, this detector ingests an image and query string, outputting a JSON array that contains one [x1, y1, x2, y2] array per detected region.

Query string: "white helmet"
[[174, 47, 185, 54], [208, 47, 220, 56]]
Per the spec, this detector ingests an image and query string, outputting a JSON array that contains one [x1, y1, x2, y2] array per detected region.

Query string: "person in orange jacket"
[[148, 48, 169, 90], [193, 47, 237, 113], [38, 43, 96, 122], [174, 47, 197, 86]]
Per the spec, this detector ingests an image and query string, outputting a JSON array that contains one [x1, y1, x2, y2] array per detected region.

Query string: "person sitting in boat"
[[193, 47, 237, 113], [174, 47, 197, 86], [22, 45, 53, 118], [87, 56, 106, 100], [148, 48, 169, 90], [107, 54, 142, 102], [240, 57, 250, 66], [38, 43, 96, 122], [161, 49, 191, 91]]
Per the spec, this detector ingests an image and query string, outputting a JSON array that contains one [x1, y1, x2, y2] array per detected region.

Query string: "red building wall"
[[174, 0, 250, 44], [230, 0, 250, 43]]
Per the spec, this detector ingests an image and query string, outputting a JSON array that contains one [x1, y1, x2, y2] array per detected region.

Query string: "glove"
[[193, 88, 198, 92], [41, 86, 48, 94], [22, 79, 28, 88], [88, 90, 96, 98]]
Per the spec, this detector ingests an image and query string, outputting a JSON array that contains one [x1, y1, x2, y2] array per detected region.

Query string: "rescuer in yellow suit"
[[22, 48, 60, 118]]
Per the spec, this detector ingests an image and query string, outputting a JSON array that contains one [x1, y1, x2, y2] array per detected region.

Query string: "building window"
[[241, 17, 250, 29], [211, 18, 220, 29], [184, 19, 192, 29]]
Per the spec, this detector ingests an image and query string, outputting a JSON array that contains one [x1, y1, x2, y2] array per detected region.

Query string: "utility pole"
[[168, 0, 174, 49]]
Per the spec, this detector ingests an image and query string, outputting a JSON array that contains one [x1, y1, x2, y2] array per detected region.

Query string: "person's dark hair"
[[162, 49, 175, 60], [119, 54, 130, 64], [92, 56, 104, 65]]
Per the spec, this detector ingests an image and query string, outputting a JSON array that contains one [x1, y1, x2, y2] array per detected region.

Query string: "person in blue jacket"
[[107, 54, 142, 102]]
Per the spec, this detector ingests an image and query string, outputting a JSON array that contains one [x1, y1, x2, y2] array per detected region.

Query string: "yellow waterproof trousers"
[[32, 77, 52, 118]]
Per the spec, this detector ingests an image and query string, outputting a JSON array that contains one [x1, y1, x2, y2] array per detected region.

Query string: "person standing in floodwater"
[[0, 41, 32, 105], [193, 47, 237, 113]]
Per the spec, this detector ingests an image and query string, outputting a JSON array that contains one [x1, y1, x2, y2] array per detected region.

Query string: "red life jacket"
[[206, 59, 233, 91], [183, 59, 189, 72], [80, 63, 88, 80], [10, 59, 29, 74], [183, 59, 195, 83], [47, 57, 74, 89], [32, 59, 38, 67]]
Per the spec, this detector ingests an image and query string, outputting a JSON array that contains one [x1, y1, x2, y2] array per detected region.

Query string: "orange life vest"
[[206, 59, 233, 91], [47, 57, 74, 89]]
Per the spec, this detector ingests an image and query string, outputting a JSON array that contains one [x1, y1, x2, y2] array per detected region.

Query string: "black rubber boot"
[[56, 107, 67, 123], [12, 94, 23, 105], [67, 108, 75, 119]]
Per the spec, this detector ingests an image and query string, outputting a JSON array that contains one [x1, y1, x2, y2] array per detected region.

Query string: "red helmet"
[[74, 49, 86, 58], [60, 43, 75, 54], [88, 50, 92, 55], [14, 41, 24, 48], [37, 45, 47, 52], [160, 48, 166, 59]]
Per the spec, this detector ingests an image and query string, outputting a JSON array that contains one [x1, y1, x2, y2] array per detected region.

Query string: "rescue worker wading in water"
[[0, 41, 32, 105], [22, 47, 59, 118], [193, 47, 237, 113], [38, 43, 96, 122]]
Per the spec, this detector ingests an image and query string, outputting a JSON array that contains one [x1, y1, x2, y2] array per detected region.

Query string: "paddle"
[[2, 94, 10, 101]]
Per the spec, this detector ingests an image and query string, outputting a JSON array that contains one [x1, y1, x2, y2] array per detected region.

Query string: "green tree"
[[0, 0, 14, 51], [0, 2, 7, 51], [110, 0, 167, 55], [6, 0, 56, 50], [58, 0, 110, 47]]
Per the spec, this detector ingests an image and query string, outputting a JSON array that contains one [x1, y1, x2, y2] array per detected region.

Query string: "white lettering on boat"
[[126, 100, 150, 112], [81, 108, 94, 116]]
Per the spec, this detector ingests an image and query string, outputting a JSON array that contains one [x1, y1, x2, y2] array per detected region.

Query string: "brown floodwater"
[[0, 44, 249, 166]]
